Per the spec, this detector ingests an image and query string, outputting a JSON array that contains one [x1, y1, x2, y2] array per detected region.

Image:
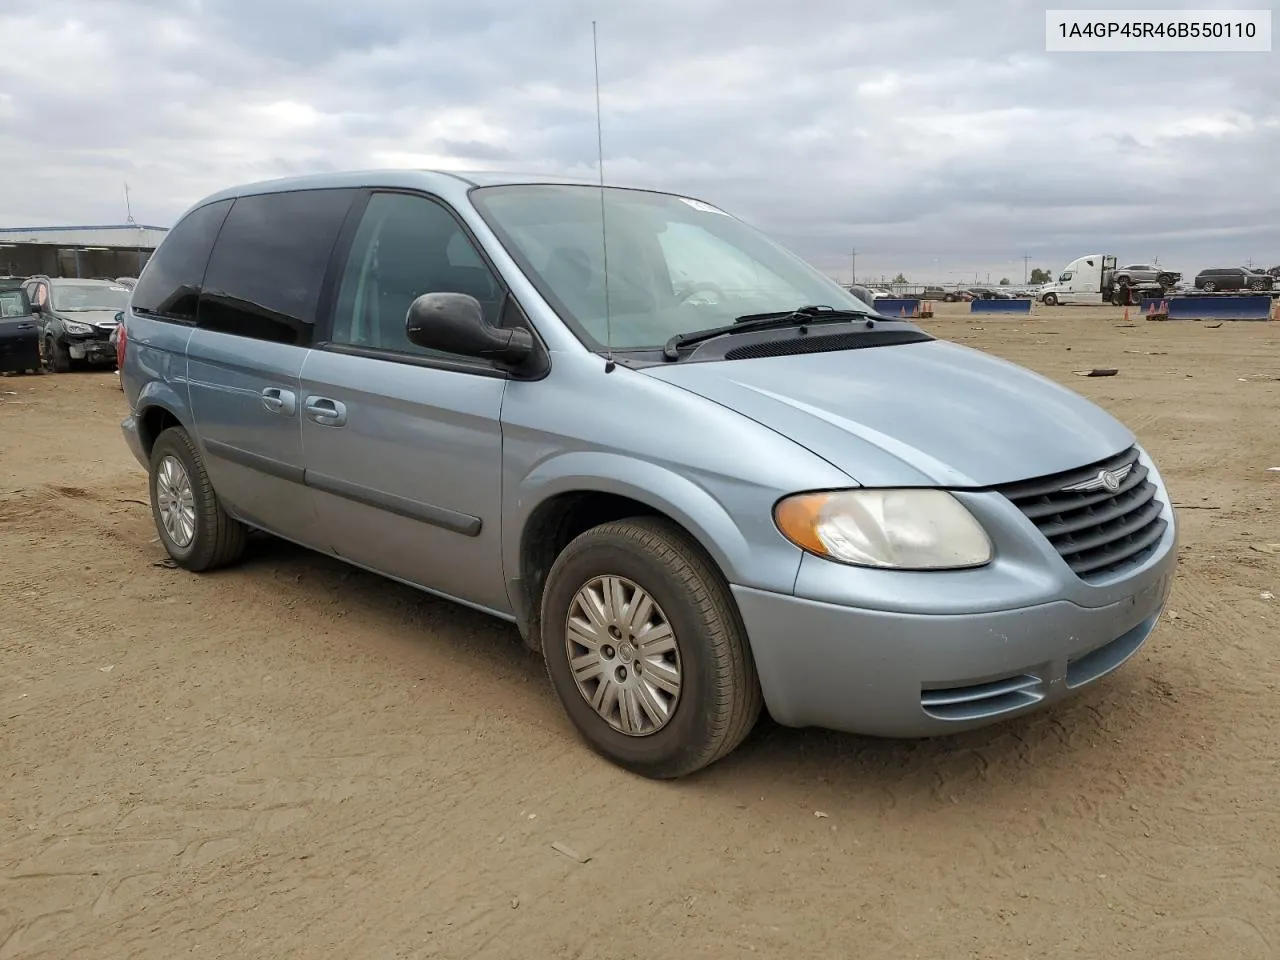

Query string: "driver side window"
[[330, 192, 504, 360]]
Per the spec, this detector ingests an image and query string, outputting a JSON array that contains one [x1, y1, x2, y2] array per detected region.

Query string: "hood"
[[643, 339, 1135, 487]]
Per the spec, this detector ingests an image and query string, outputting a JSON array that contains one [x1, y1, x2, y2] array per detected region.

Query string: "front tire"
[[44, 336, 70, 373], [541, 517, 762, 779], [148, 426, 247, 572], [1042, 293, 1058, 306]]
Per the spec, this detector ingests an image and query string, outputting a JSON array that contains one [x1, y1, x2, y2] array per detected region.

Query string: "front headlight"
[[773, 488, 993, 570], [63, 320, 93, 335]]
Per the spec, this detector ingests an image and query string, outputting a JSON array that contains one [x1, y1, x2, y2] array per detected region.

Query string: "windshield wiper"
[[662, 304, 875, 361]]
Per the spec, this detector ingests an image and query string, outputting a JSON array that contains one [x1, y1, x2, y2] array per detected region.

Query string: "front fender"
[[505, 450, 804, 596]]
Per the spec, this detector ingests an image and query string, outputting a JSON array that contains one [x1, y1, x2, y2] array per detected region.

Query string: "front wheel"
[[1042, 293, 1058, 306], [43, 336, 70, 373], [1249, 280, 1266, 291], [540, 517, 762, 779], [148, 426, 247, 572]]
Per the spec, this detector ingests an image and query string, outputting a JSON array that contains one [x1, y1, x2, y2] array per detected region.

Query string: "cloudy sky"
[[0, 0, 1276, 283]]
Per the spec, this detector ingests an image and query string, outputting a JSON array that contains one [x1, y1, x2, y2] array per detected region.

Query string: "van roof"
[[198, 169, 634, 204]]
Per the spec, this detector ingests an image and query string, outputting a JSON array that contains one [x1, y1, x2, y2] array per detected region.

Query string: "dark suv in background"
[[23, 275, 130, 371], [0, 278, 41, 375], [1192, 267, 1275, 292]]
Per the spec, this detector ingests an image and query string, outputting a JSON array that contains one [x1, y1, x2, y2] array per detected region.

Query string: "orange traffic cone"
[[900, 307, 907, 318], [1123, 306, 1130, 321]]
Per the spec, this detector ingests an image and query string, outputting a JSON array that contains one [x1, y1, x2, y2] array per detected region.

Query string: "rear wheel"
[[148, 426, 247, 572], [540, 517, 762, 779], [1202, 281, 1217, 292]]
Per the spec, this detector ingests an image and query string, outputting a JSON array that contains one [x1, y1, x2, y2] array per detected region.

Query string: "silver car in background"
[[118, 171, 1178, 778]]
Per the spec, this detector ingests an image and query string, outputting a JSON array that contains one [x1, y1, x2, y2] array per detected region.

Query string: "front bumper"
[[733, 545, 1175, 737], [66, 335, 116, 363]]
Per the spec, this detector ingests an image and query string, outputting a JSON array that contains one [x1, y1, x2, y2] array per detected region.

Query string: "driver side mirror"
[[405, 292, 533, 366]]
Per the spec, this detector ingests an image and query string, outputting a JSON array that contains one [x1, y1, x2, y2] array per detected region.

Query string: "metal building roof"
[[0, 224, 169, 248]]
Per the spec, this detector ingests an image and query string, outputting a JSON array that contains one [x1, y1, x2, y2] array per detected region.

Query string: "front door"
[[300, 190, 510, 613]]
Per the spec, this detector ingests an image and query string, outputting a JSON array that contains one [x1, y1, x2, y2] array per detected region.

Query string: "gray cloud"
[[0, 0, 1276, 282]]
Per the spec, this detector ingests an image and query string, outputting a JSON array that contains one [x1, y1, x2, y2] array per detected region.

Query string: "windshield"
[[51, 282, 131, 312], [470, 184, 873, 350]]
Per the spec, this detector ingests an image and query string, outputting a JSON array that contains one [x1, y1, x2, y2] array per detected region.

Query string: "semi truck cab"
[[1039, 255, 1164, 307]]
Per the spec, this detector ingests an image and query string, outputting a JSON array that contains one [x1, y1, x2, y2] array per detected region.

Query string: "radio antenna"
[[592, 20, 615, 372]]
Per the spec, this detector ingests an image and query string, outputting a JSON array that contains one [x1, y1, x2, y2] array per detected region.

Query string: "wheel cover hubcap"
[[565, 575, 683, 736], [156, 455, 196, 548]]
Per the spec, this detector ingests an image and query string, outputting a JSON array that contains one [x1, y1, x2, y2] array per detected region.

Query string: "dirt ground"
[[2, 302, 1278, 960]]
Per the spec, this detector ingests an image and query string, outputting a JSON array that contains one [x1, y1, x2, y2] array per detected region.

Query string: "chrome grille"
[[995, 446, 1167, 581]]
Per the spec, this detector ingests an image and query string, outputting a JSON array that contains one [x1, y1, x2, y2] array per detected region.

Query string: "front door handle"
[[304, 395, 347, 427], [261, 387, 297, 416]]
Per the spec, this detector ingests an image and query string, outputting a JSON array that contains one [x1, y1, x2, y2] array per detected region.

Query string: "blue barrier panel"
[[970, 298, 1032, 314], [873, 298, 922, 317], [1142, 295, 1272, 320]]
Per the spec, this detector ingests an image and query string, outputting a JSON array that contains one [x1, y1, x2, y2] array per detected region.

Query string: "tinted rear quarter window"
[[130, 200, 232, 322], [197, 188, 356, 345]]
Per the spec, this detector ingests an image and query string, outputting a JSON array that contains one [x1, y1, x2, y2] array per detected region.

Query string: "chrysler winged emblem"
[[1062, 463, 1132, 493]]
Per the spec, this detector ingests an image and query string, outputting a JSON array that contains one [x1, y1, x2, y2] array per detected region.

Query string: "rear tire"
[[1202, 281, 1217, 292], [540, 517, 762, 779], [148, 426, 247, 572]]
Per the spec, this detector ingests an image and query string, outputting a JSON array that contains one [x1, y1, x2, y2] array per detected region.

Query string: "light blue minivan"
[[119, 171, 1178, 778]]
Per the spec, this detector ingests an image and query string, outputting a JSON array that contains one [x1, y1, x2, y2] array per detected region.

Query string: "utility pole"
[[850, 248, 856, 285], [1022, 254, 1030, 284]]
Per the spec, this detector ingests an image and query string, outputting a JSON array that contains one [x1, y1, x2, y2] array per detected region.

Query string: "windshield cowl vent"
[[721, 328, 932, 361]]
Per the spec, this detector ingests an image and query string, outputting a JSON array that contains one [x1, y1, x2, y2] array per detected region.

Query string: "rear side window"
[[197, 188, 356, 345], [131, 199, 232, 322]]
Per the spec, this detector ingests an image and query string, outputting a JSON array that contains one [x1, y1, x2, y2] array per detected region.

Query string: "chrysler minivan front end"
[[734, 444, 1177, 736]]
